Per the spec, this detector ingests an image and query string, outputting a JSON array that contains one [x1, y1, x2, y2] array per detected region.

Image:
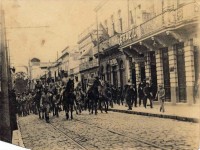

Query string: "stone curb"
[[12, 116, 25, 148], [108, 109, 199, 123]]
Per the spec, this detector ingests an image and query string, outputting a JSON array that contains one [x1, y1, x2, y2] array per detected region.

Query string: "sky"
[[3, 0, 101, 70]]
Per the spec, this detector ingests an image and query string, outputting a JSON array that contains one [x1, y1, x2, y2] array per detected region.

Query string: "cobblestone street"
[[18, 111, 199, 150]]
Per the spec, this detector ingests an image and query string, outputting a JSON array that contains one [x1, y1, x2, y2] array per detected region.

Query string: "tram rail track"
[[48, 122, 88, 150], [48, 114, 169, 150], [73, 118, 169, 150]]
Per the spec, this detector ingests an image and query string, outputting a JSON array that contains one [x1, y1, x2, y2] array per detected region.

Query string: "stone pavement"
[[17, 111, 199, 150], [109, 103, 200, 123]]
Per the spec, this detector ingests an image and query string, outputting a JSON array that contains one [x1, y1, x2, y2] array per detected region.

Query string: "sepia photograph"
[[0, 0, 200, 149]]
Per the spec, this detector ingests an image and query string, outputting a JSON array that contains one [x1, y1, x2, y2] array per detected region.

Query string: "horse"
[[98, 80, 110, 113], [87, 77, 101, 115], [62, 79, 75, 120]]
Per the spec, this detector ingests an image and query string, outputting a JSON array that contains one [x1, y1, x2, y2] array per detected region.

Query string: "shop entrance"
[[176, 43, 186, 102], [138, 54, 146, 82], [149, 51, 157, 99], [162, 48, 171, 101], [119, 61, 125, 88], [106, 64, 111, 83], [140, 62, 146, 82], [112, 65, 118, 87], [131, 62, 136, 87]]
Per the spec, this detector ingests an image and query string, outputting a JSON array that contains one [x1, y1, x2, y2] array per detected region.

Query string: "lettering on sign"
[[119, 28, 136, 45]]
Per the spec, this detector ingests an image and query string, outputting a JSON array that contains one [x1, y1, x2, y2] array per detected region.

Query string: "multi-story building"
[[78, 24, 99, 91], [68, 46, 81, 86], [93, 0, 156, 88], [48, 47, 69, 82], [88, 0, 199, 104], [119, 0, 199, 104]]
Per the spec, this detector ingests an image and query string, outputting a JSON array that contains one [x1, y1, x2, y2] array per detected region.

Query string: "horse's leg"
[[99, 98, 103, 113], [79, 103, 82, 114], [42, 108, 45, 119], [105, 98, 108, 113], [70, 104, 73, 120], [37, 103, 42, 119], [91, 100, 94, 114], [55, 105, 59, 117], [74, 103, 78, 115], [66, 104, 69, 120], [95, 98, 98, 115]]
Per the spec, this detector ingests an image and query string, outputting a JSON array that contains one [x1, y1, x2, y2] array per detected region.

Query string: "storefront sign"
[[119, 28, 136, 45]]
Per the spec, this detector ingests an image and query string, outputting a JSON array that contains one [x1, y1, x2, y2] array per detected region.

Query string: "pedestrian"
[[132, 83, 137, 107], [143, 82, 153, 108], [125, 81, 134, 110], [138, 81, 144, 107], [156, 85, 165, 112]]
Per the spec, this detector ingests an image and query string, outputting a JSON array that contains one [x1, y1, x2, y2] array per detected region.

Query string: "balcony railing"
[[120, 2, 199, 46], [93, 33, 121, 56], [109, 34, 120, 48], [79, 59, 98, 71]]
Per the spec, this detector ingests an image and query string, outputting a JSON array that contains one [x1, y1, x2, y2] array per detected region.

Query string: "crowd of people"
[[15, 76, 165, 123]]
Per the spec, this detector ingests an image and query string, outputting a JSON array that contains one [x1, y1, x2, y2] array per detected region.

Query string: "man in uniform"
[[34, 80, 43, 118], [40, 90, 51, 123], [92, 76, 101, 115]]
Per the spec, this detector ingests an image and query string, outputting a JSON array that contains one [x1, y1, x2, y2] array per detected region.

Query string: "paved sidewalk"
[[109, 103, 200, 123], [12, 116, 26, 148]]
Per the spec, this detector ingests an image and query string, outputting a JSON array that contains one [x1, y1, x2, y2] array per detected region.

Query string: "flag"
[[99, 23, 110, 41], [90, 33, 97, 46]]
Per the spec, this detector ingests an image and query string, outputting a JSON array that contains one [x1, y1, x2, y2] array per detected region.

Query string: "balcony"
[[79, 59, 98, 72], [120, 2, 199, 47], [93, 33, 121, 56]]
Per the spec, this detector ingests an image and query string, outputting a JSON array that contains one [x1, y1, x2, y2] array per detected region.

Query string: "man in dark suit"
[[143, 82, 153, 108]]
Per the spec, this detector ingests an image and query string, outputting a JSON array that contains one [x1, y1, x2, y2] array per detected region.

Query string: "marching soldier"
[[40, 90, 51, 123]]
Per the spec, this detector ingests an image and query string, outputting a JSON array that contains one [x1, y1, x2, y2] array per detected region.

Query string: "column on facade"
[[156, 49, 164, 86], [117, 66, 121, 87], [125, 56, 130, 83], [168, 46, 178, 104], [184, 39, 195, 105], [145, 52, 150, 82], [110, 67, 113, 85], [135, 63, 140, 86]]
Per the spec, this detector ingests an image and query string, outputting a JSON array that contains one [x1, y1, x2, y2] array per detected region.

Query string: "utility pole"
[[0, 10, 12, 143], [94, 0, 108, 78]]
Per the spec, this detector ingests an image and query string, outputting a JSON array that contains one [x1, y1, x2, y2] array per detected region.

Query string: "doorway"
[[149, 51, 157, 99], [162, 48, 171, 101], [176, 43, 186, 102]]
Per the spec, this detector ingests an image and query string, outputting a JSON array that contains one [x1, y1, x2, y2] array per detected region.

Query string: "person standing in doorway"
[[138, 81, 144, 107]]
